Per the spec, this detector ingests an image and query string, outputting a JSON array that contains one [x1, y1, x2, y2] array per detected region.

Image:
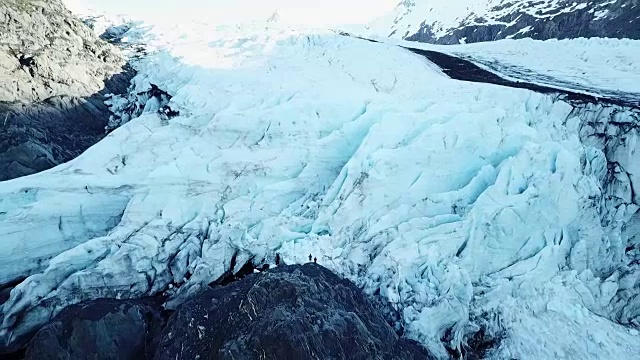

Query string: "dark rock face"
[[403, 0, 640, 44], [155, 264, 433, 360], [17, 264, 433, 359], [106, 84, 178, 132], [24, 299, 165, 360], [0, 69, 133, 181]]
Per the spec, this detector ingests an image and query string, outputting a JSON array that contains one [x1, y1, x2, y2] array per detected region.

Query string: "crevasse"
[[0, 25, 638, 359]]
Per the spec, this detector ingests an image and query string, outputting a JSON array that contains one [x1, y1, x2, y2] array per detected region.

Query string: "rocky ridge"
[[378, 0, 640, 44], [22, 264, 434, 360]]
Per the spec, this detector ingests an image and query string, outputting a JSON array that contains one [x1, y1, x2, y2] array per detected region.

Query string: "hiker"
[[308, 254, 312, 262], [275, 253, 280, 266], [314, 257, 317, 263]]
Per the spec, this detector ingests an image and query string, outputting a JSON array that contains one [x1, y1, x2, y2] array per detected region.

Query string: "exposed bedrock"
[[0, 0, 133, 181], [21, 264, 434, 360]]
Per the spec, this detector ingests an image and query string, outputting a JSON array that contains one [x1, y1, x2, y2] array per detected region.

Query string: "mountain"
[[0, 0, 131, 180], [368, 0, 640, 44], [267, 10, 281, 24]]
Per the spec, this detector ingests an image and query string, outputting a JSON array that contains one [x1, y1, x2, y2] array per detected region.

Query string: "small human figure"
[[275, 253, 280, 266], [314, 257, 317, 263], [308, 254, 312, 262]]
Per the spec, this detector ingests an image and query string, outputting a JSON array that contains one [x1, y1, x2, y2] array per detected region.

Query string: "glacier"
[[0, 18, 639, 359], [383, 37, 640, 106]]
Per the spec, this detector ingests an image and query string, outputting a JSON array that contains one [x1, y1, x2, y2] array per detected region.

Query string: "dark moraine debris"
[[155, 263, 434, 360], [341, 34, 639, 109], [105, 83, 178, 132], [403, 47, 639, 109]]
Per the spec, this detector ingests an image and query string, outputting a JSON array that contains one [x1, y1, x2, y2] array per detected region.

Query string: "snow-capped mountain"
[[267, 10, 281, 24], [368, 0, 640, 44]]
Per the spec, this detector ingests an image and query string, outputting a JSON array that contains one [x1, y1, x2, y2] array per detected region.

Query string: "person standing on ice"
[[308, 254, 312, 262], [314, 257, 317, 263], [275, 253, 280, 266]]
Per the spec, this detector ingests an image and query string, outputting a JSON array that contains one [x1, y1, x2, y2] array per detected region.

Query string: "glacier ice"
[[0, 22, 639, 359], [435, 38, 640, 104], [374, 37, 640, 105]]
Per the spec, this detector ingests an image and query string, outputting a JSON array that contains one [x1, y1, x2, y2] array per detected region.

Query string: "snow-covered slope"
[[1, 19, 639, 360], [367, 0, 640, 44]]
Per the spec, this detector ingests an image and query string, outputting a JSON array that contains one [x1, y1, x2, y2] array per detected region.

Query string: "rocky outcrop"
[[24, 298, 166, 360], [0, 0, 126, 103], [156, 264, 433, 360], [20, 264, 434, 360], [0, 0, 132, 181], [105, 84, 178, 132], [0, 77, 131, 180]]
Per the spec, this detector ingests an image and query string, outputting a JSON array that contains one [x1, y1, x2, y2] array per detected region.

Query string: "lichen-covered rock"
[[155, 264, 434, 360]]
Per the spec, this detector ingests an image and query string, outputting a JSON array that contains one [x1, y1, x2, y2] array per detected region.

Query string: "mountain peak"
[[267, 9, 280, 23]]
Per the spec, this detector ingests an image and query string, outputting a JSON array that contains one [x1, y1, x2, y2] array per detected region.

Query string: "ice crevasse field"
[[1, 9, 639, 360]]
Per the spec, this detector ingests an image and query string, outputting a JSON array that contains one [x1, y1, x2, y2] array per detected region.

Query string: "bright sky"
[[64, 0, 397, 26]]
